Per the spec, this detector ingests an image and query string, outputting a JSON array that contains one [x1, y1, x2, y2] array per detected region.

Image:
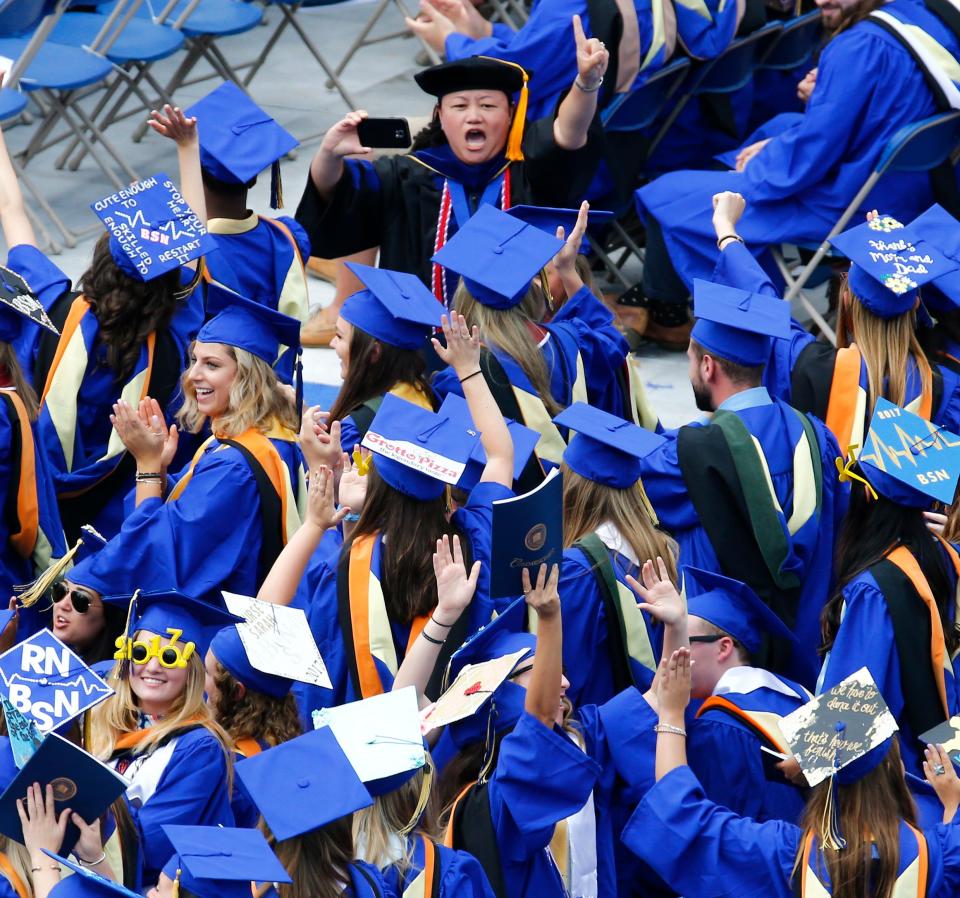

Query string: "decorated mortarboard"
[[780, 667, 898, 789], [161, 825, 293, 898], [430, 597, 535, 747], [186, 80, 298, 208], [829, 212, 959, 319], [683, 565, 798, 655], [313, 686, 426, 797], [919, 716, 960, 768], [414, 56, 530, 161], [436, 392, 539, 491], [340, 263, 443, 350], [432, 204, 563, 310], [553, 402, 665, 489], [105, 589, 244, 667], [91, 174, 214, 282], [214, 592, 332, 698], [361, 393, 481, 500], [74, 524, 107, 566], [44, 851, 141, 898], [2, 697, 41, 768], [852, 398, 960, 507], [691, 279, 790, 367], [507, 205, 614, 254], [0, 265, 57, 343], [236, 726, 373, 841]]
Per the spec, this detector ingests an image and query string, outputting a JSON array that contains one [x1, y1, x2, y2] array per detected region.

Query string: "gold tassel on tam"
[[14, 537, 83, 607], [398, 764, 434, 837], [477, 56, 530, 162]]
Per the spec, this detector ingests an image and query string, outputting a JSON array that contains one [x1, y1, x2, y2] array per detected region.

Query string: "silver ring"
[[934, 763, 946, 776]]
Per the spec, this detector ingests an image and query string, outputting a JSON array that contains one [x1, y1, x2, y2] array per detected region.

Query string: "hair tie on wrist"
[[459, 370, 483, 385]]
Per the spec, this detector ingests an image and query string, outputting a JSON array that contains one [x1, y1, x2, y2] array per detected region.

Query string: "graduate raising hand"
[[550, 199, 590, 301], [522, 563, 564, 728], [554, 15, 609, 149]]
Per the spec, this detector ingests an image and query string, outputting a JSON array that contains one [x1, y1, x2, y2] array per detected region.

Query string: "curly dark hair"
[[77, 232, 185, 382], [211, 659, 303, 747]]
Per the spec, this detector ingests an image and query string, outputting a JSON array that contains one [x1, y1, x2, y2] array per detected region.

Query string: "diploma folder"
[[919, 717, 960, 767], [0, 732, 128, 852], [490, 467, 562, 599]]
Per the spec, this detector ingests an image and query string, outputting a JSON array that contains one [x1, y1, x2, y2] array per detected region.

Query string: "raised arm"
[[523, 563, 562, 727], [0, 124, 37, 248], [148, 105, 206, 232], [392, 534, 480, 707], [308, 110, 372, 201], [654, 648, 692, 781], [431, 312, 514, 487], [553, 16, 608, 150]]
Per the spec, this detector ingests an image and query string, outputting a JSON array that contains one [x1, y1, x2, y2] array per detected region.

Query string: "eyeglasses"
[[688, 634, 725, 644], [114, 630, 196, 669], [50, 582, 96, 614]]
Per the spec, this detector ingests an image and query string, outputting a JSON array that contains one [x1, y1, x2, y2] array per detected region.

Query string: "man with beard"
[[635, 279, 847, 690]]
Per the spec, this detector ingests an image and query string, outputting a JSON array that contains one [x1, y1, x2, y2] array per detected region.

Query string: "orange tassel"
[[476, 56, 529, 162]]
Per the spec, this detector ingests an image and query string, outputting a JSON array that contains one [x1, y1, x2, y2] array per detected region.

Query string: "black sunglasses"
[[688, 634, 725, 644], [50, 582, 96, 614]]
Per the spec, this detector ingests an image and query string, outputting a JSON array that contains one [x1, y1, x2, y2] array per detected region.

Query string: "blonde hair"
[[837, 278, 933, 418], [88, 650, 234, 792], [176, 343, 299, 438], [454, 281, 563, 416], [352, 767, 440, 881], [0, 838, 35, 897], [561, 463, 679, 583]]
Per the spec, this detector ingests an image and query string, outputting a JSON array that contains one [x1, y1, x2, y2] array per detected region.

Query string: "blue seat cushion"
[[98, 0, 262, 36], [51, 13, 184, 63], [0, 37, 113, 90], [0, 88, 27, 123]]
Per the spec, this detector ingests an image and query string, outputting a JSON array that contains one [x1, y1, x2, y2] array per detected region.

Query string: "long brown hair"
[[328, 326, 435, 426], [561, 464, 679, 582], [0, 341, 38, 419], [209, 659, 302, 747], [176, 344, 299, 438], [78, 233, 184, 382], [837, 279, 934, 418], [270, 816, 355, 898], [349, 464, 470, 623], [454, 280, 563, 416], [795, 739, 916, 898], [831, 0, 885, 34]]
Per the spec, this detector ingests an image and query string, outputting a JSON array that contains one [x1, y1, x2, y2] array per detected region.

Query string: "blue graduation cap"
[[105, 589, 243, 663], [186, 81, 298, 208], [91, 174, 213, 282], [436, 392, 539, 491], [431, 204, 563, 309], [506, 205, 613, 254], [904, 205, 960, 314], [361, 393, 481, 500], [855, 397, 960, 507], [0, 265, 58, 343], [446, 596, 534, 747], [829, 213, 958, 318], [44, 852, 141, 898], [553, 402, 665, 489], [74, 525, 107, 566], [340, 263, 443, 350], [683, 566, 797, 655], [209, 625, 293, 699], [691, 279, 790, 366], [236, 726, 373, 841], [161, 825, 292, 898]]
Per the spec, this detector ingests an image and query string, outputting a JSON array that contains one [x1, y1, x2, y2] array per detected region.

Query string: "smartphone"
[[357, 117, 412, 149]]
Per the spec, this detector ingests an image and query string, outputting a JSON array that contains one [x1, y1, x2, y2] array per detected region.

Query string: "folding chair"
[[647, 20, 783, 160], [587, 57, 692, 286], [772, 110, 960, 346], [238, 0, 358, 110], [48, 0, 185, 173], [757, 8, 822, 72]]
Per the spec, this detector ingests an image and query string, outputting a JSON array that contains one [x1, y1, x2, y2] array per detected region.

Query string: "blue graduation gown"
[[559, 542, 660, 708], [638, 392, 848, 687], [205, 213, 311, 321], [69, 436, 303, 604], [636, 0, 960, 292], [687, 669, 810, 824], [444, 0, 670, 120], [485, 712, 601, 898], [432, 286, 630, 425], [817, 553, 960, 776], [714, 240, 960, 435], [623, 765, 960, 898], [378, 837, 496, 898], [292, 481, 512, 717], [118, 727, 235, 890]]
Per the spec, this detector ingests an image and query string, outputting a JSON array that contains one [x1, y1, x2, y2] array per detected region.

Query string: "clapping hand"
[[299, 407, 342, 472], [306, 466, 350, 532]]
